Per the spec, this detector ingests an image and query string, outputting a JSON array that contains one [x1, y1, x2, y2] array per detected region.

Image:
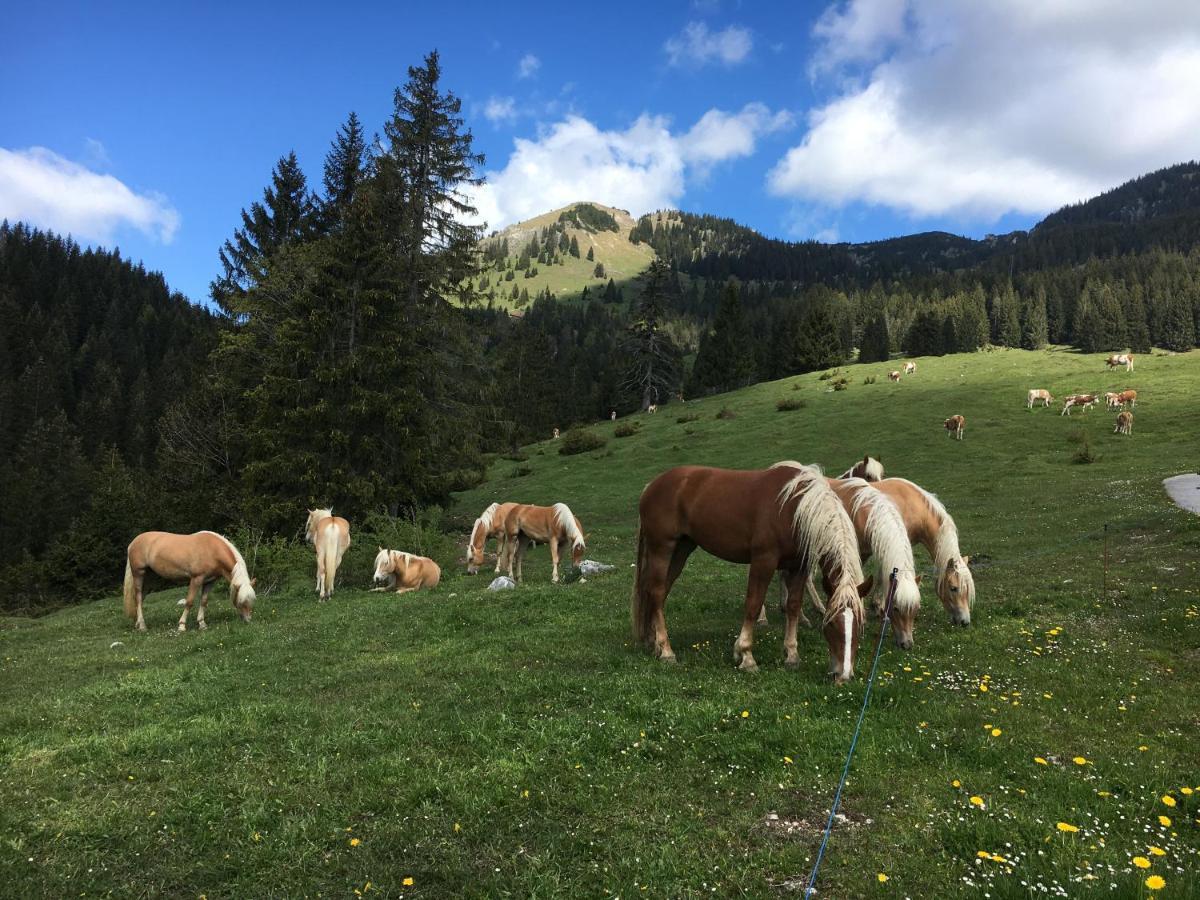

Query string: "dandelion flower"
[[403, 876, 414, 886], [976, 850, 990, 859], [783, 756, 793, 765], [979, 683, 988, 692], [1161, 795, 1176, 807], [1034, 757, 1048, 765], [1182, 787, 1194, 795], [1138, 745, 1148, 752], [877, 873, 888, 883], [741, 710, 749, 718], [454, 822, 461, 833], [1073, 756, 1088, 766], [969, 796, 985, 808], [991, 728, 1002, 737], [1145, 875, 1165, 890], [1056, 822, 1079, 833], [1133, 856, 1151, 869], [349, 838, 361, 847], [1148, 846, 1166, 857], [1158, 815, 1171, 827], [952, 779, 962, 788]]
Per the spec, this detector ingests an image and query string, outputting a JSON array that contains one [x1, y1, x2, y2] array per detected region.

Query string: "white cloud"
[[483, 96, 517, 125], [516, 53, 540, 79], [467, 104, 786, 231], [771, 0, 1200, 221], [0, 146, 179, 243], [664, 22, 753, 68]]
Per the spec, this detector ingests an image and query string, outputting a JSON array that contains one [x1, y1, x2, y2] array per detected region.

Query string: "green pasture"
[[2, 347, 1199, 898]]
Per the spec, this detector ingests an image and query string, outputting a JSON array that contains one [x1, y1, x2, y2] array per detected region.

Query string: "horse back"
[[871, 480, 936, 547], [129, 531, 234, 580]]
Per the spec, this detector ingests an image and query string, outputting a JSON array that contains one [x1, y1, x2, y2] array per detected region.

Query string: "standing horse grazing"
[[944, 414, 965, 440], [904, 362, 917, 375], [467, 501, 521, 574], [632, 463, 870, 682], [1114, 411, 1133, 435], [1105, 353, 1134, 372], [124, 531, 256, 632], [372, 548, 441, 593], [1027, 389, 1053, 408], [503, 502, 586, 583], [871, 478, 974, 628], [305, 508, 350, 601], [839, 454, 884, 482]]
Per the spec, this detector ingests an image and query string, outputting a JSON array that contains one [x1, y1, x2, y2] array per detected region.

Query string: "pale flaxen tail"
[[122, 558, 137, 618], [321, 524, 338, 598]]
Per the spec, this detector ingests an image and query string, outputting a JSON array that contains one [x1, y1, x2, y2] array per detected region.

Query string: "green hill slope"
[[3, 349, 1199, 897]]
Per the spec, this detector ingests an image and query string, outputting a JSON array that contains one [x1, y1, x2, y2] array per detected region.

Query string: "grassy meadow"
[[2, 347, 1199, 898]]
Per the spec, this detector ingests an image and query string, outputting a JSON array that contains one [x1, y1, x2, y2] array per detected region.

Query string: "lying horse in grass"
[[871, 478, 974, 628], [467, 501, 521, 574], [372, 548, 441, 593], [503, 502, 586, 583], [123, 531, 256, 632], [839, 454, 884, 482], [633, 462, 870, 681], [305, 508, 350, 601]]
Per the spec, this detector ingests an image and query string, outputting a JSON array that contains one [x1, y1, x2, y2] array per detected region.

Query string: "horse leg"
[[504, 530, 519, 579], [178, 576, 203, 632], [315, 550, 325, 597], [134, 570, 148, 632], [493, 533, 507, 574], [515, 535, 530, 582], [781, 569, 811, 669], [642, 538, 687, 662], [197, 580, 215, 630], [733, 558, 775, 673], [550, 537, 561, 583]]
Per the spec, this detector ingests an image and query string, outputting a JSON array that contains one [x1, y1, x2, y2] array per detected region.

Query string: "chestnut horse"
[[371, 548, 441, 593], [305, 508, 350, 601], [503, 502, 586, 583], [871, 478, 974, 627], [467, 501, 521, 574], [840, 454, 884, 482], [123, 531, 256, 632], [632, 462, 870, 682], [787, 477, 923, 649]]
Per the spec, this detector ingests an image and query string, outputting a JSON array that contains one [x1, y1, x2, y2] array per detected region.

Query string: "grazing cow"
[[647, 404, 658, 414], [1105, 353, 1134, 372], [1060, 394, 1098, 416], [1114, 411, 1133, 435], [944, 415, 965, 440], [888, 371, 902, 382], [904, 362, 917, 375], [1027, 389, 1053, 408], [1104, 392, 1121, 410], [1117, 389, 1137, 408]]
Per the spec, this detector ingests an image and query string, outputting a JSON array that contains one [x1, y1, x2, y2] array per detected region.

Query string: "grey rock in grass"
[[487, 576, 516, 591]]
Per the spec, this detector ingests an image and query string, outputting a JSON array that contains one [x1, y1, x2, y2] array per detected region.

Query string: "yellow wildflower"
[[1158, 815, 1171, 827], [969, 796, 984, 808], [1073, 756, 1088, 765], [1148, 846, 1166, 857], [877, 873, 888, 883], [1138, 745, 1148, 752], [454, 822, 461, 833], [1133, 856, 1151, 869], [976, 850, 990, 859], [991, 728, 1002, 737], [783, 756, 794, 765], [741, 710, 749, 718], [952, 779, 962, 788], [349, 838, 361, 847], [1056, 822, 1079, 833], [1182, 787, 1194, 795], [1145, 875, 1165, 890], [1034, 757, 1048, 765], [1161, 794, 1176, 807], [403, 876, 414, 886]]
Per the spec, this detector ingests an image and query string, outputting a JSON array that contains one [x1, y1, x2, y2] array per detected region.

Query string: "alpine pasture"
[[2, 348, 1199, 898]]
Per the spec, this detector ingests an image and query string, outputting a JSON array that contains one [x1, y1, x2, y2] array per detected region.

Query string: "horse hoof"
[[783, 658, 800, 671], [738, 658, 760, 674], [198, 622, 207, 631], [659, 653, 678, 665], [177, 624, 186, 633]]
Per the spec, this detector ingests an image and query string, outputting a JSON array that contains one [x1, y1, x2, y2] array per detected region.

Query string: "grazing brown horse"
[[632, 463, 870, 681], [305, 508, 350, 601], [1105, 353, 1134, 372], [944, 414, 965, 439], [502, 502, 586, 583], [467, 502, 522, 574], [839, 454, 884, 482], [371, 548, 441, 593], [123, 531, 256, 632], [1114, 411, 1133, 435], [871, 478, 974, 627]]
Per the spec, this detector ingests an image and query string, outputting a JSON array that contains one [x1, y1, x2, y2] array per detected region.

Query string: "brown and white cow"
[[1060, 394, 1098, 416], [888, 370, 902, 382], [944, 415, 965, 440], [1027, 388, 1053, 409], [904, 361, 917, 375], [1105, 353, 1134, 372], [1116, 389, 1137, 408], [1114, 411, 1133, 435]]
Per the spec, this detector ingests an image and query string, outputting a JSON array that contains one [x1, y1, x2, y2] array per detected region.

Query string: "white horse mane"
[[890, 477, 975, 605], [770, 462, 864, 626], [843, 478, 920, 613], [552, 502, 585, 550], [199, 531, 254, 604]]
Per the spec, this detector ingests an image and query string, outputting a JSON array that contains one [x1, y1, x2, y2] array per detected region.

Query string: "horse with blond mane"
[[467, 501, 521, 574], [371, 547, 441, 593], [502, 502, 586, 583], [305, 508, 350, 601], [869, 478, 974, 628], [633, 462, 871, 681], [123, 531, 256, 632], [839, 454, 884, 482]]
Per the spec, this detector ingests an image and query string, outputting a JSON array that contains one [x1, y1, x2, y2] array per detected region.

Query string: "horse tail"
[[630, 522, 653, 643], [122, 558, 137, 618], [321, 526, 338, 598]]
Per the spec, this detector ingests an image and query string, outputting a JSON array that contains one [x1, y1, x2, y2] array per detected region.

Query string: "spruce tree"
[[569, 235, 580, 258], [858, 313, 890, 363], [1020, 285, 1049, 349], [319, 111, 369, 231], [586, 245, 594, 261], [622, 258, 681, 409], [593, 262, 605, 278], [688, 282, 755, 394]]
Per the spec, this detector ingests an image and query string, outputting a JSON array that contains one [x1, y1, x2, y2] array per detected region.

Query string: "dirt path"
[[1163, 474, 1200, 514]]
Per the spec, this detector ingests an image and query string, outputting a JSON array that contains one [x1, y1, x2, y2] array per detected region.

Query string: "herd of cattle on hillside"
[[121, 352, 1144, 681]]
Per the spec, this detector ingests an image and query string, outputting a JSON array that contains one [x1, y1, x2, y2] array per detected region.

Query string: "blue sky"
[[3, 1, 1198, 306]]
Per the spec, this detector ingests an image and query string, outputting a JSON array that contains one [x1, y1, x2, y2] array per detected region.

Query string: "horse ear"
[[862, 454, 869, 464], [857, 575, 875, 597], [378, 545, 384, 552], [961, 555, 971, 566], [914, 574, 923, 586], [250, 577, 257, 587]]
